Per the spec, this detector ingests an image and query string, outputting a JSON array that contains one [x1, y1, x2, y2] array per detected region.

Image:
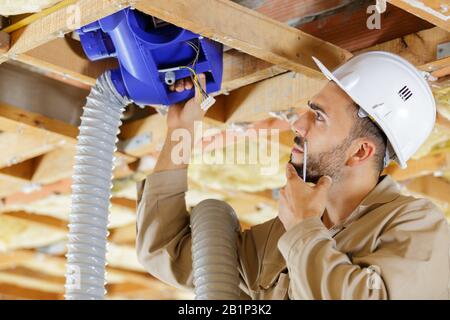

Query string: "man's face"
[[290, 81, 357, 184]]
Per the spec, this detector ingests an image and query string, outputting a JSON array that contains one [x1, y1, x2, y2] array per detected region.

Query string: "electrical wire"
[[1, 0, 78, 33], [185, 41, 208, 101], [158, 40, 208, 102]]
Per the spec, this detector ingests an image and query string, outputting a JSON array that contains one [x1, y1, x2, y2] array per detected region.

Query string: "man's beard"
[[289, 135, 351, 184]]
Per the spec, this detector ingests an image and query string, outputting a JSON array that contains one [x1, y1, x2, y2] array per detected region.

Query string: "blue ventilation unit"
[[78, 8, 223, 106]]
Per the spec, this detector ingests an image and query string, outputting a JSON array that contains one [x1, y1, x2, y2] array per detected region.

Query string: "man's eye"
[[315, 112, 324, 121]]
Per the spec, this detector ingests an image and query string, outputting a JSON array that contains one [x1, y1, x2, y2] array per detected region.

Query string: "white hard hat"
[[312, 51, 436, 169]]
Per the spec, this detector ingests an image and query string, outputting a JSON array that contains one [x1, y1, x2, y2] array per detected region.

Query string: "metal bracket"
[[437, 42, 450, 60]]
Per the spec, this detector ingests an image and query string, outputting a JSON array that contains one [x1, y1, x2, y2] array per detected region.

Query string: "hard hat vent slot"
[[398, 85, 413, 101]]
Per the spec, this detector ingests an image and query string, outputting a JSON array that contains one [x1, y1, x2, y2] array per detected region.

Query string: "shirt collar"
[[340, 174, 401, 228]]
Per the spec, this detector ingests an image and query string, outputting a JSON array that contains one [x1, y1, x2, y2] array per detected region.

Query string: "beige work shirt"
[[136, 168, 450, 300]]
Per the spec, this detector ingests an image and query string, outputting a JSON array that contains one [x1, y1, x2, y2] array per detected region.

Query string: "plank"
[[31, 147, 75, 184], [0, 132, 57, 169], [404, 174, 450, 203], [223, 71, 326, 123], [0, 102, 134, 167], [0, 159, 36, 197], [1, 0, 124, 63], [384, 151, 450, 181], [0, 283, 63, 300], [300, 2, 435, 52], [134, 0, 351, 76], [17, 37, 286, 96], [355, 27, 450, 66], [388, 0, 450, 31]]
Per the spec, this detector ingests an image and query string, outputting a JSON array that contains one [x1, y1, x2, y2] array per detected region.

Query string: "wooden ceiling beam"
[[17, 37, 286, 97], [355, 27, 450, 66], [1, 0, 350, 90], [299, 1, 436, 52], [0, 249, 179, 299], [120, 1, 352, 75], [0, 0, 124, 64], [0, 102, 135, 192], [0, 283, 63, 300], [404, 174, 450, 203], [387, 0, 450, 31], [383, 151, 450, 181]]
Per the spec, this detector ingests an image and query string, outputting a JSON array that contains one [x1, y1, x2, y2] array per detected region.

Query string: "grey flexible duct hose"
[[190, 199, 240, 300], [65, 72, 130, 300]]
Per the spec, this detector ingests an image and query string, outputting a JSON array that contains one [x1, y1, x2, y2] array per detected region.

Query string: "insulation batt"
[[0, 0, 61, 16]]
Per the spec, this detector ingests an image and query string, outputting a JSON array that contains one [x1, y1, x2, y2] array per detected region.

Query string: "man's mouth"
[[292, 144, 304, 154]]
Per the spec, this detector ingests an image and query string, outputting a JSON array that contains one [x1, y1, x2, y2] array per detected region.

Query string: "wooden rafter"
[[0, 249, 184, 299], [0, 102, 135, 192], [17, 37, 286, 97], [384, 151, 450, 181], [134, 0, 349, 74], [0, 0, 125, 64], [388, 0, 450, 31], [1, 0, 350, 78]]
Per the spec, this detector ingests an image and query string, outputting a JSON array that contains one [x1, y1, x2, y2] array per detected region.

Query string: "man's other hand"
[[278, 163, 332, 231]]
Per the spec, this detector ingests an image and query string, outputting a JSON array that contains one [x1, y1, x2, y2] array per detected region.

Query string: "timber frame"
[[0, 0, 448, 299]]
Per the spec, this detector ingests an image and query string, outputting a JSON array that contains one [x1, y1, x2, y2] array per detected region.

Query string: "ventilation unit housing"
[[78, 8, 223, 106]]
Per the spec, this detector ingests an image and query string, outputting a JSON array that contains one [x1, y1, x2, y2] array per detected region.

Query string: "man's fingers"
[[185, 78, 193, 90], [175, 79, 185, 92]]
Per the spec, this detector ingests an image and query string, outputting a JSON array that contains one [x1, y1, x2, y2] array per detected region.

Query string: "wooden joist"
[[0, 283, 63, 300], [31, 147, 75, 184], [0, 102, 77, 144], [2, 178, 72, 206], [404, 174, 450, 204], [0, 249, 182, 299], [0, 0, 125, 64], [134, 1, 350, 75], [384, 151, 450, 181], [388, 0, 450, 31], [355, 27, 450, 66], [1, 0, 349, 90], [0, 102, 135, 192], [224, 27, 450, 123], [0, 158, 36, 197], [299, 1, 436, 52], [18, 37, 287, 96]]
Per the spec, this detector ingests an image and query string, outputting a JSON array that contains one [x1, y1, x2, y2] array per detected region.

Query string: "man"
[[136, 52, 450, 299]]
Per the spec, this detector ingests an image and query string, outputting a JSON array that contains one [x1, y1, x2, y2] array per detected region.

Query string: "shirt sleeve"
[[277, 203, 450, 300], [135, 168, 194, 290]]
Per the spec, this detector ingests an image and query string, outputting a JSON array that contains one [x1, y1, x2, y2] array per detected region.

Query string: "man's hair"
[[349, 103, 387, 175]]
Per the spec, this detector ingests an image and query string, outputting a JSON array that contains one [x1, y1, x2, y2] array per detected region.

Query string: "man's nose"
[[291, 110, 313, 137]]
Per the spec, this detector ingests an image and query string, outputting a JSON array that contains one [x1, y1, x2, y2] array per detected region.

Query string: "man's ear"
[[346, 139, 375, 167]]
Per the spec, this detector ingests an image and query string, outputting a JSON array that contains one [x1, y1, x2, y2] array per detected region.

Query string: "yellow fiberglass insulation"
[[0, 0, 61, 16], [189, 137, 290, 192], [412, 83, 450, 159]]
